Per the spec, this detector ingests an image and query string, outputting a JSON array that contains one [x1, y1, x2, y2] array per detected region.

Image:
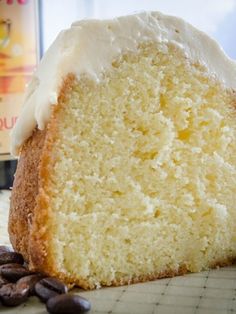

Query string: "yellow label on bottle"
[[0, 0, 39, 158]]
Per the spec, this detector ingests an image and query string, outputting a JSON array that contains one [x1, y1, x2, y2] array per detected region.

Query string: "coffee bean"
[[0, 275, 9, 288], [0, 263, 23, 272], [17, 274, 44, 295], [0, 282, 29, 306], [41, 277, 68, 294], [35, 283, 59, 303], [0, 246, 13, 255], [0, 252, 24, 265], [1, 265, 32, 282], [35, 277, 67, 303], [46, 294, 91, 314]]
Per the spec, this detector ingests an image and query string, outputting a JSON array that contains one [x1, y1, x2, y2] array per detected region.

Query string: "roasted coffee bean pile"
[[0, 245, 91, 313]]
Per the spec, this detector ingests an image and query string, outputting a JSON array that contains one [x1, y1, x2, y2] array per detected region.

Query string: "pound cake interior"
[[9, 24, 236, 289]]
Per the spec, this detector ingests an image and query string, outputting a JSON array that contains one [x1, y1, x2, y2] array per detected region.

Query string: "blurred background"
[[41, 0, 236, 59]]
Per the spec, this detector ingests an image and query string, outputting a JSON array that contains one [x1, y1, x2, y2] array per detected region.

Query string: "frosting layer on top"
[[11, 11, 236, 155]]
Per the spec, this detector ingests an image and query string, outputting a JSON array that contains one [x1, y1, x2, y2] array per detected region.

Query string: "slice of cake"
[[9, 11, 236, 289]]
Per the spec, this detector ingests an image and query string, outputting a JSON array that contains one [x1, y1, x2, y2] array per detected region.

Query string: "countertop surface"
[[0, 190, 236, 314]]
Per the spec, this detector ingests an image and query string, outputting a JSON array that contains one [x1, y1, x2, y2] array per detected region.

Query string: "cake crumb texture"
[[10, 42, 236, 289]]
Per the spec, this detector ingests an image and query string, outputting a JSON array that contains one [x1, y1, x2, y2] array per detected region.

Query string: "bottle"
[[0, 0, 41, 189]]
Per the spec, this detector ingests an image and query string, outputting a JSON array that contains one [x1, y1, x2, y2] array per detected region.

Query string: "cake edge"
[[8, 128, 46, 259], [8, 74, 76, 275]]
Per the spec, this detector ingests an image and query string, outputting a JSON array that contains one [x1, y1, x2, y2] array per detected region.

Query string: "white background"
[[41, 0, 236, 59]]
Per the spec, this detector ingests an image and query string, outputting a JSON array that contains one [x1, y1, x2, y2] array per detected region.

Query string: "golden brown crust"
[[9, 74, 76, 270], [8, 129, 47, 260], [24, 74, 77, 274], [45, 256, 236, 290]]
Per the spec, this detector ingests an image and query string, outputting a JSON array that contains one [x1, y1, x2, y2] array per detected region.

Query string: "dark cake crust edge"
[[8, 128, 47, 259], [8, 74, 76, 273]]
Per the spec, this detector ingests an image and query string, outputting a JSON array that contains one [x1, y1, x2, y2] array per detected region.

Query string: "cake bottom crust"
[[45, 257, 236, 290]]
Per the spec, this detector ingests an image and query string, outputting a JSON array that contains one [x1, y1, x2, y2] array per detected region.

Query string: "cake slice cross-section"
[[9, 11, 236, 289]]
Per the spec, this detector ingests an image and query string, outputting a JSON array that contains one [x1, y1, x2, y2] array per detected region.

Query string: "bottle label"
[[0, 0, 39, 159]]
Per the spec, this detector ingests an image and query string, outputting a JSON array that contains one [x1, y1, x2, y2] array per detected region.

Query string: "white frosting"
[[11, 11, 236, 155]]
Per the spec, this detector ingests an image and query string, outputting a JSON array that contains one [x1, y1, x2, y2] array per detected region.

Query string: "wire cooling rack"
[[1, 190, 236, 314]]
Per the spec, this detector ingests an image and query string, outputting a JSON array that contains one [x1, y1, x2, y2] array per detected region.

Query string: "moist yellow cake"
[[9, 11, 236, 289]]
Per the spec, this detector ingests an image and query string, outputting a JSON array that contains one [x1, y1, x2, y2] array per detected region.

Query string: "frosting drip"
[[11, 11, 236, 155]]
